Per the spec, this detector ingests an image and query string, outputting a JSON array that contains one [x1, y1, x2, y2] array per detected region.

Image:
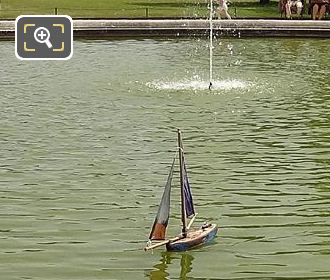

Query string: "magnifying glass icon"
[[34, 27, 53, 49]]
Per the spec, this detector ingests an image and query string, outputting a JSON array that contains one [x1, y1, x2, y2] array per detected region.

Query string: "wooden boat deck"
[[166, 223, 218, 251]]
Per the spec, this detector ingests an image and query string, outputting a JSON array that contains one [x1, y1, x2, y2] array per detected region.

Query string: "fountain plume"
[[209, 0, 213, 90]]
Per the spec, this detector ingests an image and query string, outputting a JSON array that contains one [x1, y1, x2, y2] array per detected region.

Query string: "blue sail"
[[182, 157, 195, 218]]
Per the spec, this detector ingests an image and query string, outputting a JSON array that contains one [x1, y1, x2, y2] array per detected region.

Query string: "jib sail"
[[148, 157, 175, 240]]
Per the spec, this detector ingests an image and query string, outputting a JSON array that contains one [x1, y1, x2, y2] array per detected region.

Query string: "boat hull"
[[166, 223, 218, 252]]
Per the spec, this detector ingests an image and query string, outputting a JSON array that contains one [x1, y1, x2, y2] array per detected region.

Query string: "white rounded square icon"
[[15, 15, 73, 60]]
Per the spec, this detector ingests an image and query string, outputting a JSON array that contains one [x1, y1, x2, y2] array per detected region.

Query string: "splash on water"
[[146, 78, 251, 92]]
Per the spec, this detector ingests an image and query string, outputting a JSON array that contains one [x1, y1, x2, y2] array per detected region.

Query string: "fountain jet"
[[209, 0, 213, 91]]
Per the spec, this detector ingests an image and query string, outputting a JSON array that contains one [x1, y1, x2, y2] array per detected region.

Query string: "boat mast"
[[177, 129, 187, 238]]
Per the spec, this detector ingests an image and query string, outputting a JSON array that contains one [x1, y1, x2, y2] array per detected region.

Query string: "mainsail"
[[148, 157, 175, 240], [182, 156, 195, 218]]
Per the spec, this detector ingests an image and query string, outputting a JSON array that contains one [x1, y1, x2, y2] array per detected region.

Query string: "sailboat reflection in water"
[[146, 252, 194, 280], [144, 129, 218, 252]]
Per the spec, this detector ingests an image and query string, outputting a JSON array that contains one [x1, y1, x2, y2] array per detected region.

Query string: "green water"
[[0, 38, 329, 279]]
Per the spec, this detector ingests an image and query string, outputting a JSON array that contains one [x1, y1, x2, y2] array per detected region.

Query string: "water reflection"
[[146, 252, 194, 280]]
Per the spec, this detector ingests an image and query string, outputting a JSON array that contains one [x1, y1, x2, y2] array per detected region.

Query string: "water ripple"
[[0, 38, 329, 280]]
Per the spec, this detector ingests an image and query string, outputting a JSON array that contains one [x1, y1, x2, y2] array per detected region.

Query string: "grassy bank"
[[0, 0, 293, 19]]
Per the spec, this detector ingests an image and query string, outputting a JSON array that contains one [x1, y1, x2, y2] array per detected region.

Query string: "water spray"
[[209, 0, 213, 91]]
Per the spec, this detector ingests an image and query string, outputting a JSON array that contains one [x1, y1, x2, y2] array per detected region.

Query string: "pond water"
[[0, 38, 329, 280]]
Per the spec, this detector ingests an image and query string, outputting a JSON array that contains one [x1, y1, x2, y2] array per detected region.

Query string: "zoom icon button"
[[15, 15, 73, 60]]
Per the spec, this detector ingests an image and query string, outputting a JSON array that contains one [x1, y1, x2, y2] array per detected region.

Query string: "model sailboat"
[[144, 129, 218, 252]]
